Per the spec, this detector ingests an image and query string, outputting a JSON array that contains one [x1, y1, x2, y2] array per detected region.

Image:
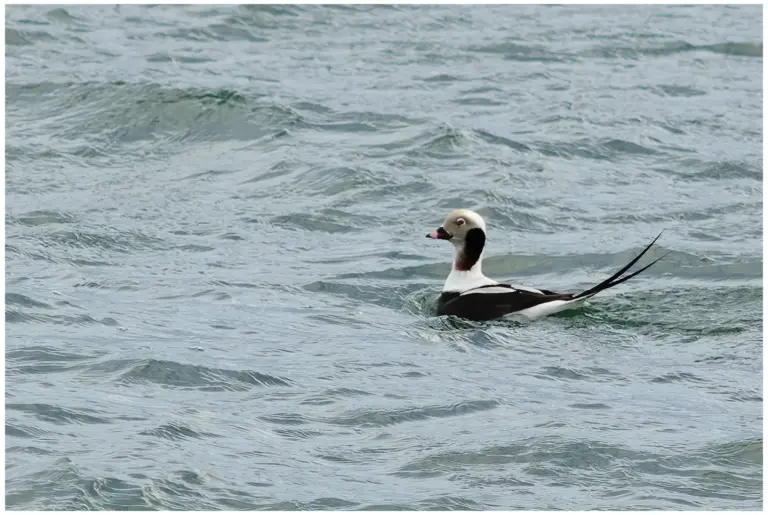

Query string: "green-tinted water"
[[6, 4, 762, 510]]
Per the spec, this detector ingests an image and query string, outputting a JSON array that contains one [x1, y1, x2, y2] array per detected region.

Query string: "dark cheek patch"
[[456, 228, 485, 271]]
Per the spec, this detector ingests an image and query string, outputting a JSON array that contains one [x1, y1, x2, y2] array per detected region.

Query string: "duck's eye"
[[456, 218, 465, 227]]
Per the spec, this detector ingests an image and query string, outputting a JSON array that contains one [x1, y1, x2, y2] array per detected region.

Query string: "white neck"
[[442, 247, 497, 292]]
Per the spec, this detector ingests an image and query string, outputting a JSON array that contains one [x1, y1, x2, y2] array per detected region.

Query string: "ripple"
[[400, 438, 652, 479], [325, 400, 500, 428], [269, 213, 359, 234], [5, 422, 52, 439], [657, 159, 762, 182], [569, 402, 612, 409], [116, 359, 294, 391], [258, 412, 309, 426], [6, 311, 119, 327], [453, 97, 506, 106], [6, 457, 87, 510], [536, 137, 658, 160], [302, 279, 417, 311], [299, 388, 373, 406], [531, 366, 620, 382], [701, 42, 762, 57], [5, 81, 309, 152], [652, 84, 707, 97], [420, 73, 462, 83], [139, 422, 219, 441], [650, 372, 707, 384], [41, 229, 167, 253], [140, 477, 220, 510], [472, 129, 532, 152], [282, 165, 393, 198], [7, 403, 111, 425], [6, 346, 101, 375], [6, 293, 53, 309], [9, 209, 78, 226], [581, 40, 753, 59], [77, 476, 149, 511], [6, 28, 56, 45], [466, 42, 571, 63], [273, 428, 326, 440]]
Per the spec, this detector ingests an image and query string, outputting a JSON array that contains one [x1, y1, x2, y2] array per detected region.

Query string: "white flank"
[[506, 283, 544, 294], [460, 285, 516, 296], [503, 297, 590, 322]]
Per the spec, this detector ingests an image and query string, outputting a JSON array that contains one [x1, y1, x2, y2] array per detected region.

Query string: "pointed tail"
[[573, 231, 669, 300]]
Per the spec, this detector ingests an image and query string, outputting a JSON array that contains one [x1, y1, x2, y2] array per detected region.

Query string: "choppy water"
[[5, 4, 763, 511]]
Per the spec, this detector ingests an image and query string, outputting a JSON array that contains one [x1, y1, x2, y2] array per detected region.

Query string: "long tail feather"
[[573, 232, 666, 300]]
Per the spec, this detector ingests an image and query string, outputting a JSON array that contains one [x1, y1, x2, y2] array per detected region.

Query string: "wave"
[[465, 42, 573, 63], [583, 41, 763, 59], [7, 402, 111, 425], [116, 359, 294, 391], [463, 39, 762, 64], [322, 399, 500, 428]]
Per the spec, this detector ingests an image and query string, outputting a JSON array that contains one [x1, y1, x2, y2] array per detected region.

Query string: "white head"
[[426, 209, 488, 272]]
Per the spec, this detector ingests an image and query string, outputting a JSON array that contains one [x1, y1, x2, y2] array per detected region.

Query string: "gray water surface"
[[6, 4, 763, 510]]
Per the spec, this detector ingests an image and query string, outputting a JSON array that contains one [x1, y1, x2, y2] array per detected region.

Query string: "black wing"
[[437, 285, 573, 322]]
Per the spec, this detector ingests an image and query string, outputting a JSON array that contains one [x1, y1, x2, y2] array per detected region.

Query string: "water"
[[5, 4, 762, 510]]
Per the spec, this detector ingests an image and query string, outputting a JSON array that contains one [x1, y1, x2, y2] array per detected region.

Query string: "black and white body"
[[426, 209, 667, 322]]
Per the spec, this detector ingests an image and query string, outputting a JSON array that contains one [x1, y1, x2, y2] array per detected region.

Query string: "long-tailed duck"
[[426, 209, 667, 321]]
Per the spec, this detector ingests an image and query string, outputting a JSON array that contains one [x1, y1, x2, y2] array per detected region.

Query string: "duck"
[[426, 209, 667, 321]]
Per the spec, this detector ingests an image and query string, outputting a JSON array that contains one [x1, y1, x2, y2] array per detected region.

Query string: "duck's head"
[[426, 209, 487, 244]]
